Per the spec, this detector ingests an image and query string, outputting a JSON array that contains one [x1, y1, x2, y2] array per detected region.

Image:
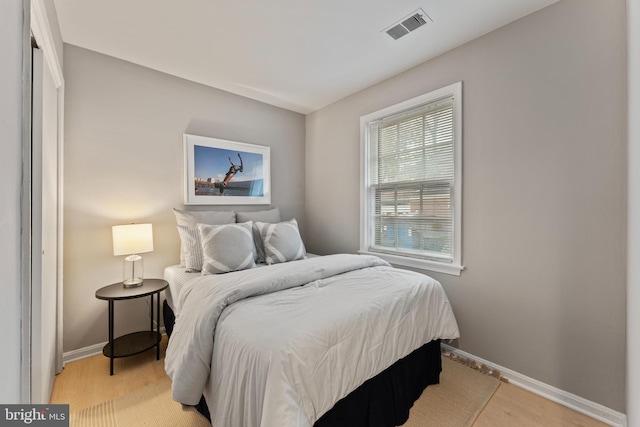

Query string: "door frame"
[[22, 0, 65, 403]]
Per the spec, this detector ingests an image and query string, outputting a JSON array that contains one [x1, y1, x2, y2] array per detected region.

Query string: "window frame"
[[359, 82, 463, 276]]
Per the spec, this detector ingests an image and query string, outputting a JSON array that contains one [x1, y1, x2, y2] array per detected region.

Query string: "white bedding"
[[165, 254, 459, 427], [163, 255, 319, 313], [163, 265, 201, 313]]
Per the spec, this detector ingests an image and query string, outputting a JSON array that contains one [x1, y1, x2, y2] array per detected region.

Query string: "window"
[[360, 82, 463, 275]]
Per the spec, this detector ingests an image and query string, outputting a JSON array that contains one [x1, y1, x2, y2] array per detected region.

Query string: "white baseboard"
[[441, 343, 627, 427], [63, 342, 105, 364], [62, 327, 167, 365]]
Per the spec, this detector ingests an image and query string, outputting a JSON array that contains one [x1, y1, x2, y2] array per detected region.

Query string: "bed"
[[163, 208, 460, 427]]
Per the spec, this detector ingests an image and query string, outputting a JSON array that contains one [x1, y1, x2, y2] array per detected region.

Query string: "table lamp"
[[112, 223, 154, 287]]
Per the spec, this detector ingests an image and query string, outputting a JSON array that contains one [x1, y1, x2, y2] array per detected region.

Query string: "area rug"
[[71, 357, 499, 427], [70, 378, 210, 427], [402, 356, 501, 427]]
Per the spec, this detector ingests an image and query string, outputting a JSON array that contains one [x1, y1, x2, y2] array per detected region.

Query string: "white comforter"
[[165, 254, 459, 427]]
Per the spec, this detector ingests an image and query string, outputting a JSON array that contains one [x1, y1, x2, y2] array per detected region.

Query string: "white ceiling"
[[53, 0, 557, 114]]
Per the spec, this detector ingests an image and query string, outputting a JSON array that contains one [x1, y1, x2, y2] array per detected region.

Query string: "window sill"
[[358, 250, 464, 276]]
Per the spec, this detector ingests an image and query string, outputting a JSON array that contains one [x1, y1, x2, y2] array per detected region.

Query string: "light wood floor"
[[50, 336, 610, 427], [50, 336, 172, 412]]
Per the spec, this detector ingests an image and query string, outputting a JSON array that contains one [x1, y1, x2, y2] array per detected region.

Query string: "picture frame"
[[183, 134, 271, 205]]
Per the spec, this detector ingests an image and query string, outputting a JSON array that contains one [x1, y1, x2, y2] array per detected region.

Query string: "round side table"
[[95, 278, 168, 375]]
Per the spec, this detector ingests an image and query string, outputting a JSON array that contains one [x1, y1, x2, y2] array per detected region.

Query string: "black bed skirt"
[[163, 300, 442, 427]]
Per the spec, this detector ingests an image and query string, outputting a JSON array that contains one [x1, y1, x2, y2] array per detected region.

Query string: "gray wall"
[[0, 0, 26, 404], [63, 45, 306, 352], [306, 0, 626, 412]]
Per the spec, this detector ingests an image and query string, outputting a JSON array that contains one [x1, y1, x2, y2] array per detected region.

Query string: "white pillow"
[[173, 208, 236, 226], [254, 219, 306, 265], [198, 222, 256, 274], [176, 225, 203, 272], [173, 208, 236, 265], [236, 208, 281, 263], [235, 208, 281, 224]]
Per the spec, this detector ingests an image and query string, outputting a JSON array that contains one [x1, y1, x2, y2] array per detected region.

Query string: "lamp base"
[[123, 278, 143, 288], [123, 254, 144, 288]]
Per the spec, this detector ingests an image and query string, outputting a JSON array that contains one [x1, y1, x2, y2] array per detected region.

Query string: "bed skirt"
[[163, 300, 442, 427]]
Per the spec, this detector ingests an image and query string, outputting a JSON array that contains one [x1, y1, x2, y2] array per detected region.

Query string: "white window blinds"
[[367, 96, 456, 262]]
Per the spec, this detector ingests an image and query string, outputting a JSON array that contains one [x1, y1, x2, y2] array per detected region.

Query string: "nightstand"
[[95, 278, 169, 375]]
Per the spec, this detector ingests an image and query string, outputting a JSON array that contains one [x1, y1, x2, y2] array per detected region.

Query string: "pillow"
[[176, 225, 203, 272], [236, 208, 281, 263], [173, 208, 236, 226], [254, 219, 306, 265], [198, 222, 256, 274], [235, 208, 281, 223], [173, 208, 236, 265]]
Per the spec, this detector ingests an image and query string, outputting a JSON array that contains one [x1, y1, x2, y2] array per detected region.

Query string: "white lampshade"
[[112, 223, 153, 287], [112, 223, 154, 256]]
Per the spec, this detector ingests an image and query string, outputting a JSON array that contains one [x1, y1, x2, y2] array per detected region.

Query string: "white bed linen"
[[163, 265, 201, 313], [163, 261, 279, 314], [165, 254, 459, 427]]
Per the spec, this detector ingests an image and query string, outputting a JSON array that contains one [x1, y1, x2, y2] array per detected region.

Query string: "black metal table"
[[95, 278, 168, 375]]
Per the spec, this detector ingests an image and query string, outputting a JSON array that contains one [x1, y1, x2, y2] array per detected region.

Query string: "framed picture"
[[183, 134, 271, 205]]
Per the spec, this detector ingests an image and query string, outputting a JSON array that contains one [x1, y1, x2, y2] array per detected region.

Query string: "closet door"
[[31, 45, 59, 404]]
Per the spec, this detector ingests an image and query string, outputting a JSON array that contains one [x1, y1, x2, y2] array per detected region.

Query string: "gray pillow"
[[236, 208, 281, 223], [176, 225, 203, 272], [173, 208, 236, 265], [198, 222, 256, 274], [254, 219, 306, 265], [173, 208, 236, 226], [237, 208, 281, 263]]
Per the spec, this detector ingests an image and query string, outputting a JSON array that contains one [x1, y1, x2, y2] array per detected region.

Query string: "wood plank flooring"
[[49, 336, 611, 426], [473, 382, 609, 427]]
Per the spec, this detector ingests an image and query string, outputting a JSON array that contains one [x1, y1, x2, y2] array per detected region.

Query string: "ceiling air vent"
[[385, 9, 431, 40]]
